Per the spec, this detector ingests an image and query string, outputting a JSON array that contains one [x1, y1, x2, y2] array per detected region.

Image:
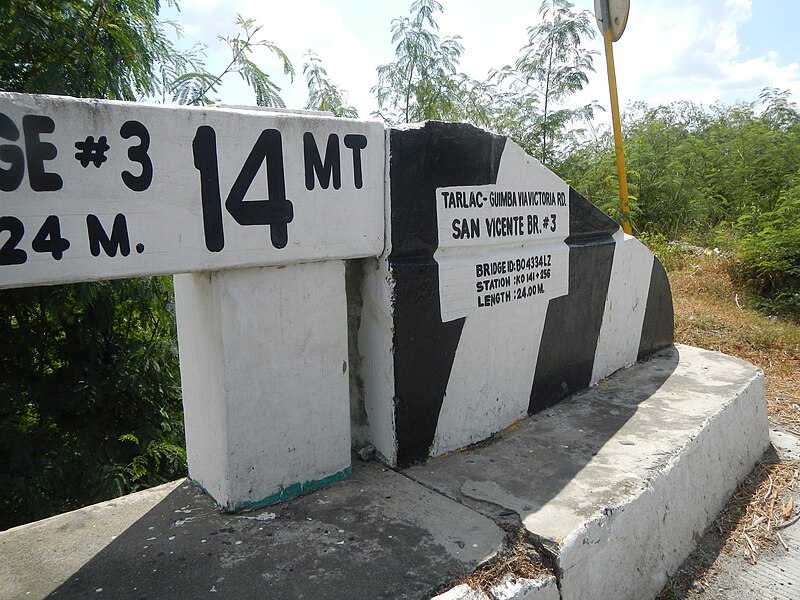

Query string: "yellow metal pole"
[[602, 27, 633, 235]]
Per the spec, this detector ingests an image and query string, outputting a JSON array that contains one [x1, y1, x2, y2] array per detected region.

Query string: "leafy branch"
[[303, 51, 358, 117], [171, 14, 294, 107]]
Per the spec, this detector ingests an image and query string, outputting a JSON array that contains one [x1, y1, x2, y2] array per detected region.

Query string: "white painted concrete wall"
[[357, 130, 398, 464], [2, 92, 675, 504], [175, 262, 352, 510], [0, 93, 384, 289], [357, 258, 398, 464], [173, 272, 229, 503], [590, 229, 654, 383], [0, 92, 383, 510]]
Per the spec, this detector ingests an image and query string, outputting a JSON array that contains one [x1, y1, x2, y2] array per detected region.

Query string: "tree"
[[172, 14, 294, 107], [0, 278, 185, 528], [731, 90, 800, 315], [0, 0, 292, 529], [1, 0, 185, 100], [622, 101, 712, 235], [735, 174, 800, 314], [759, 87, 799, 131], [556, 88, 800, 316], [372, 0, 493, 126], [0, 0, 195, 530], [492, 0, 599, 165], [303, 51, 358, 117]]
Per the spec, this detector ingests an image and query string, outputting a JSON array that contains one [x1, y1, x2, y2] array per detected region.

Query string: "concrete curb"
[[410, 345, 768, 599], [555, 347, 767, 599]]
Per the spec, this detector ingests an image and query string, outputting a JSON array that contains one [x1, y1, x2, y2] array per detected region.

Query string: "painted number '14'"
[[192, 126, 293, 252]]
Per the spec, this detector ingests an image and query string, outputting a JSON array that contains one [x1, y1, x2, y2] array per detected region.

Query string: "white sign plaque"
[[434, 177, 570, 322], [0, 93, 384, 289]]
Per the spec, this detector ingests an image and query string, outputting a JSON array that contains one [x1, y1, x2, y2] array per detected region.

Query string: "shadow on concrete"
[[42, 345, 735, 600], [403, 346, 682, 535], [46, 459, 505, 600]]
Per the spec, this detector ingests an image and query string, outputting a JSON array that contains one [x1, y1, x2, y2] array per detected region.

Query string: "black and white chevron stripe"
[[363, 121, 673, 467]]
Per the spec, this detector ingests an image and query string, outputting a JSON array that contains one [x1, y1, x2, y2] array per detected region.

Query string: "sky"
[[161, 0, 800, 119]]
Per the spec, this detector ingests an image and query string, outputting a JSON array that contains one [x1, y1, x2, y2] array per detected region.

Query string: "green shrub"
[[733, 178, 800, 316], [639, 231, 689, 272]]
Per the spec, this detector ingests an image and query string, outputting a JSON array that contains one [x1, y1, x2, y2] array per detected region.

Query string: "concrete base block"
[[493, 576, 560, 600], [553, 346, 768, 600], [174, 261, 352, 511], [432, 584, 490, 600], [407, 345, 769, 600]]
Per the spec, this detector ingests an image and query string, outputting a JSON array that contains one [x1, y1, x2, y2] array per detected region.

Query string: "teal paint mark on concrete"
[[228, 467, 352, 512]]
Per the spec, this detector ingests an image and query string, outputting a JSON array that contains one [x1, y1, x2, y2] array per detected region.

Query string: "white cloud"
[[590, 0, 799, 109], [724, 0, 752, 21]]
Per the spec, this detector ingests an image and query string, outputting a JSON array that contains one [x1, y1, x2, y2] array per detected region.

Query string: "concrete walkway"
[[0, 462, 506, 599], [0, 345, 773, 599]]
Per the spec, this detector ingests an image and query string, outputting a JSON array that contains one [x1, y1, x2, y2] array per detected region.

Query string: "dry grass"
[[669, 253, 800, 433], [719, 457, 800, 562], [461, 534, 554, 599]]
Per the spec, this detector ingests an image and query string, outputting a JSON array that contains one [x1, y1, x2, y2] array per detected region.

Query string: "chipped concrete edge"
[[431, 575, 560, 600]]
